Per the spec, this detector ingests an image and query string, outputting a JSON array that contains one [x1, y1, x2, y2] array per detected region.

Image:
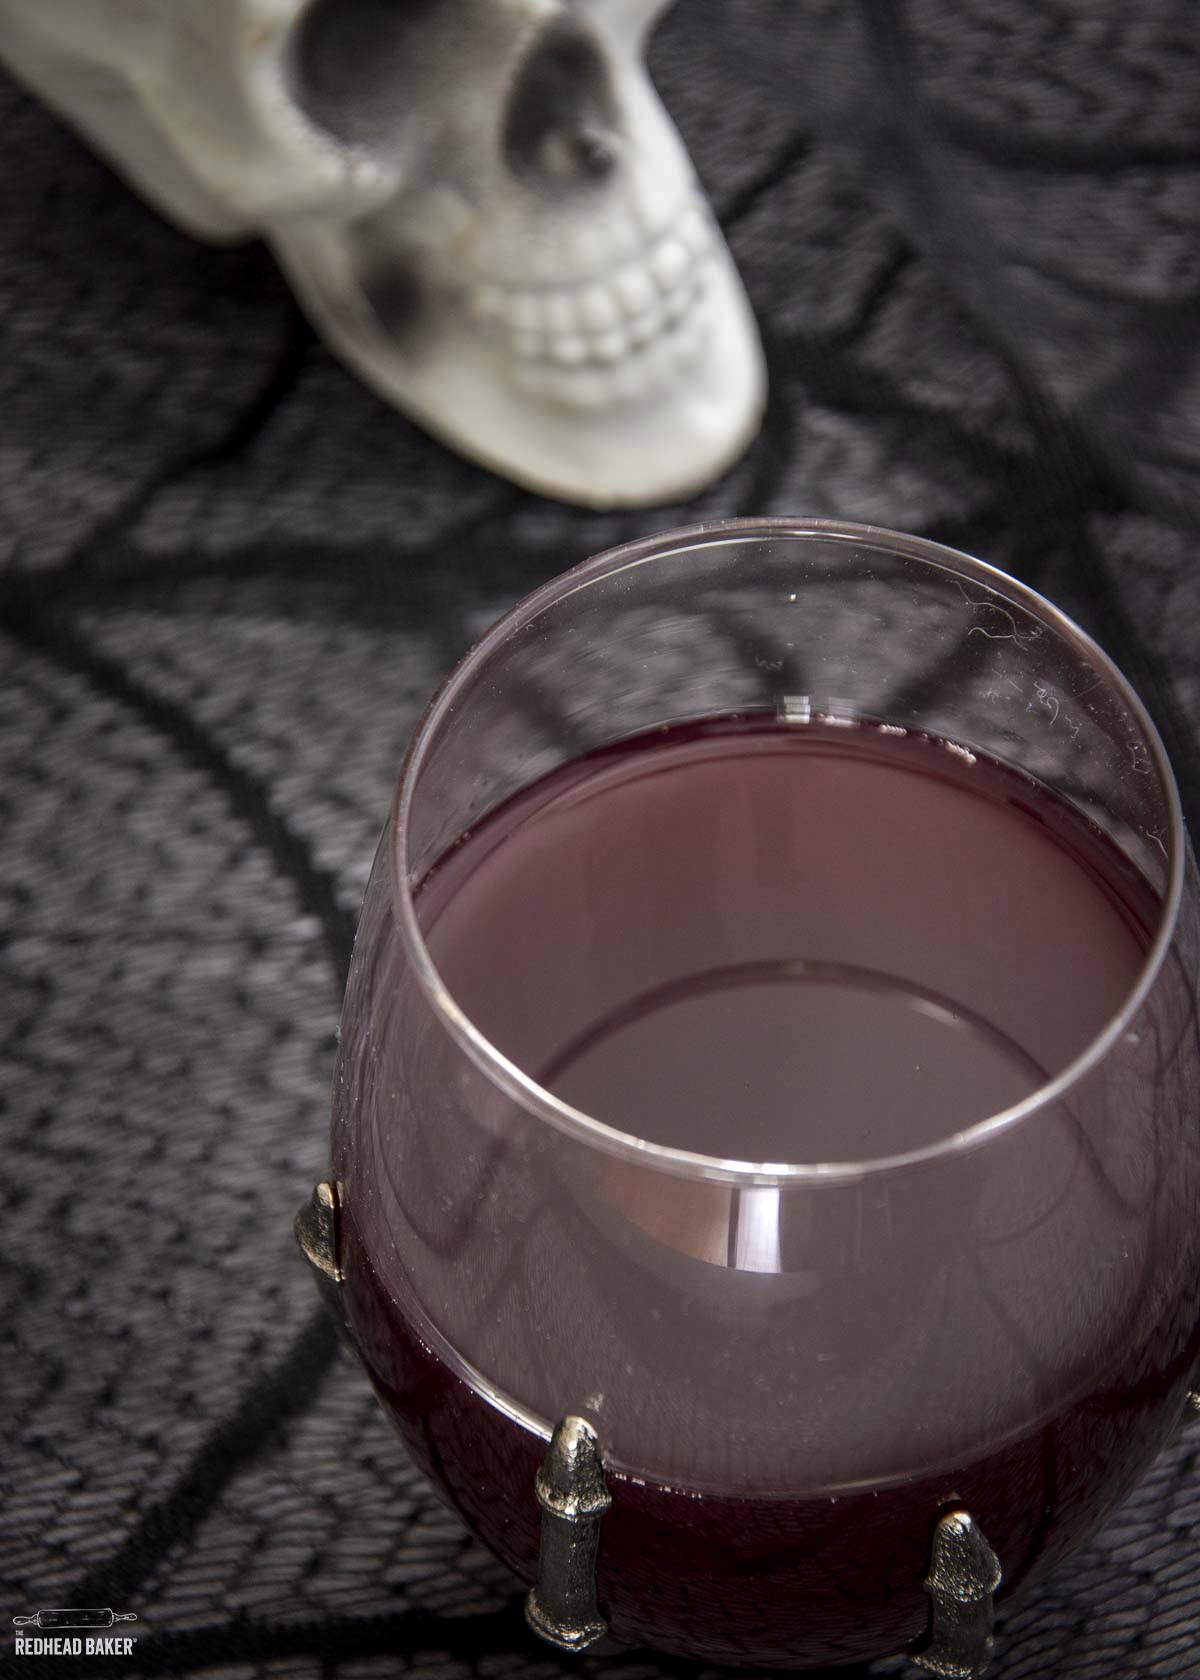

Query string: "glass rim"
[[390, 517, 1186, 1186]]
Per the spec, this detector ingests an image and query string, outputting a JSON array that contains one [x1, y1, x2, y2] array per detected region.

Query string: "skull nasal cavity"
[[503, 21, 619, 189]]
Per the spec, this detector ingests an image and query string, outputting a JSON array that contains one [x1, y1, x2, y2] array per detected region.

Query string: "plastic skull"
[[0, 0, 767, 507]]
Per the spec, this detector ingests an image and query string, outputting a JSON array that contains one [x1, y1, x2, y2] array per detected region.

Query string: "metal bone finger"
[[911, 1509, 1002, 1680], [526, 1415, 611, 1652], [293, 1180, 359, 1354]]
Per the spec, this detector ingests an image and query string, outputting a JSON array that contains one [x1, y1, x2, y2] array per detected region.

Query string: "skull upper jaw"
[[273, 222, 767, 509]]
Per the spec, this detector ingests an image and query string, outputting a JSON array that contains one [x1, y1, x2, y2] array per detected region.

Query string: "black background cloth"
[[3, 3, 1200, 1676]]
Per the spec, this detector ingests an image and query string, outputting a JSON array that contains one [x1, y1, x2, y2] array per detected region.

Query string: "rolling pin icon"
[[14, 1610, 137, 1630]]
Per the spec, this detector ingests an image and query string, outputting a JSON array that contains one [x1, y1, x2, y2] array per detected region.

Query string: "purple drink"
[[417, 716, 1153, 1164]]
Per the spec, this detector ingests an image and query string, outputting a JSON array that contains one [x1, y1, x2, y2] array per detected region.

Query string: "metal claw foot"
[[525, 1415, 611, 1652], [911, 1509, 1002, 1680], [294, 1180, 358, 1353]]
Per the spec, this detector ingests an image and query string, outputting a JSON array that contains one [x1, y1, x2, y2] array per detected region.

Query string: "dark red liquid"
[[344, 1242, 1195, 1667], [417, 716, 1152, 1163], [336, 715, 1200, 1666]]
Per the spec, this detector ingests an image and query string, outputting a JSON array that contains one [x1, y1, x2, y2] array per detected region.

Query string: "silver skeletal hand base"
[[525, 1415, 1003, 1678], [298, 1181, 1010, 1675]]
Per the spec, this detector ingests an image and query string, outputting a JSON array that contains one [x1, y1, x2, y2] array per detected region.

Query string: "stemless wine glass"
[[307, 520, 1200, 1671]]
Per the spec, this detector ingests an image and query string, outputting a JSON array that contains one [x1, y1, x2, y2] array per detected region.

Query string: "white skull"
[[0, 0, 767, 507]]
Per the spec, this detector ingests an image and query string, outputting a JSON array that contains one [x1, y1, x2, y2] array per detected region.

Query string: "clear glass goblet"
[[309, 519, 1200, 1670]]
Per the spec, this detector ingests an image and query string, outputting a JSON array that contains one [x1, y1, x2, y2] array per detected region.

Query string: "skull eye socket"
[[503, 19, 620, 188], [292, 0, 439, 142]]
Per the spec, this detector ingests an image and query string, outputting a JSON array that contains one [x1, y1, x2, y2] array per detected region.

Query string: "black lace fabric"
[[2, 3, 1199, 1676]]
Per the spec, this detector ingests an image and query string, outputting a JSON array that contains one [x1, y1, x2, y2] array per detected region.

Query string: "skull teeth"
[[544, 292, 577, 336], [650, 237, 689, 293], [470, 199, 715, 377], [511, 289, 713, 413], [508, 292, 543, 333], [590, 327, 631, 364], [548, 334, 590, 366], [613, 266, 656, 318], [578, 285, 620, 332]]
